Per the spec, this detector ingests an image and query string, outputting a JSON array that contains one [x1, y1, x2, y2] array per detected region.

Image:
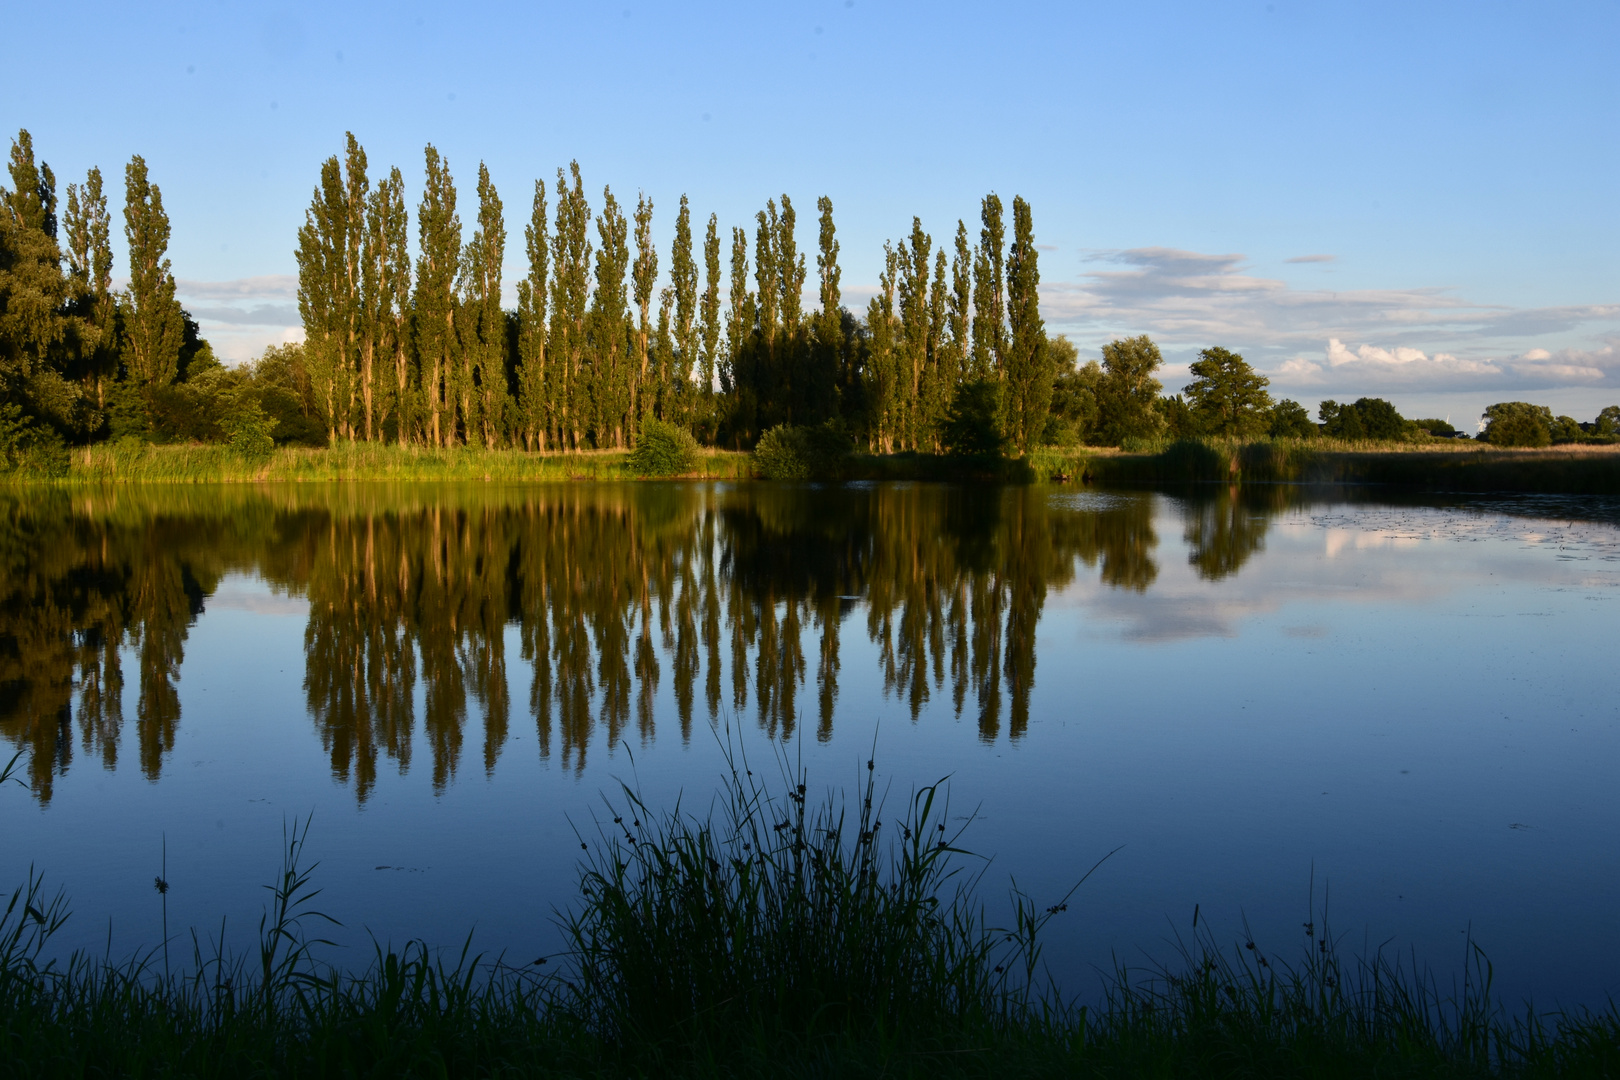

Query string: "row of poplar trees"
[[0, 130, 196, 445], [296, 134, 1054, 453]]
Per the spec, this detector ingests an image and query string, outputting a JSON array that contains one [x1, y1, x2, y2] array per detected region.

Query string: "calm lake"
[[3, 481, 1617, 1007]]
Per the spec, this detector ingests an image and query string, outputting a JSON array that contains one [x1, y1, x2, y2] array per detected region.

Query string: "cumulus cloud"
[[1039, 248, 1620, 395]]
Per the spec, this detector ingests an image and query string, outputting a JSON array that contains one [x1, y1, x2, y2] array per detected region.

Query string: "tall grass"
[[1, 742, 1617, 1077], [1084, 438, 1620, 494], [33, 441, 755, 485]]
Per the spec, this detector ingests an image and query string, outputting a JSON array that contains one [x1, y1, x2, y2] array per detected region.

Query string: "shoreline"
[[4, 439, 1616, 494]]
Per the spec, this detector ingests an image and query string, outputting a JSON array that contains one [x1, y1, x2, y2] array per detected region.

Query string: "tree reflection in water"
[[0, 482, 1268, 805]]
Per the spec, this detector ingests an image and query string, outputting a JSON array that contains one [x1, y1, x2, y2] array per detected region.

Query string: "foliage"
[[753, 420, 853, 480], [627, 417, 699, 476], [1267, 398, 1318, 439], [941, 379, 1007, 459], [1043, 348, 1097, 446], [0, 403, 68, 476], [1319, 397, 1407, 441], [1157, 392, 1202, 440], [1096, 335, 1165, 445], [1481, 401, 1553, 447], [1183, 346, 1273, 437], [1597, 405, 1620, 436], [223, 395, 276, 460], [1411, 416, 1458, 436]]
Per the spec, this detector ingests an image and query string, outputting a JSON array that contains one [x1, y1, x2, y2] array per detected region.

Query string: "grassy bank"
[[52, 441, 756, 484], [1036, 439, 1620, 495], [5, 438, 1618, 494], [2, 751, 1616, 1078]]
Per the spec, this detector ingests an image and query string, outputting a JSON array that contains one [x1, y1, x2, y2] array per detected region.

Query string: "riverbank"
[[9, 438, 1620, 494]]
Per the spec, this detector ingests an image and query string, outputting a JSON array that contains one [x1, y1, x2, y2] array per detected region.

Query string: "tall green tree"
[[63, 166, 117, 408], [631, 192, 657, 429], [413, 145, 460, 447], [548, 163, 591, 450], [809, 195, 842, 424], [591, 186, 631, 448], [365, 166, 410, 443], [1183, 346, 1272, 437], [1003, 196, 1049, 455], [669, 195, 698, 425], [865, 243, 900, 452], [516, 179, 550, 449], [970, 193, 1006, 379], [697, 213, 721, 436], [1097, 335, 1164, 445], [339, 134, 368, 440], [1, 130, 71, 419], [462, 162, 506, 448], [896, 218, 931, 449], [122, 155, 183, 395], [296, 155, 347, 442]]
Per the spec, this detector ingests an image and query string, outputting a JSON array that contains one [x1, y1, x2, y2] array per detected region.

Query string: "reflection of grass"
[[2, 748, 1618, 1076], [44, 442, 755, 484]]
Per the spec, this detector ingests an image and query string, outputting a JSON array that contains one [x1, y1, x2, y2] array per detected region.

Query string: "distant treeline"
[[3, 127, 1615, 471]]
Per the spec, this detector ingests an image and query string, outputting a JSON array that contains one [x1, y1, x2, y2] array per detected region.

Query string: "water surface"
[[2, 482, 1616, 1006]]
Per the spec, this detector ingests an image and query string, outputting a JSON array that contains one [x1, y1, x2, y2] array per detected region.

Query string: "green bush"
[[629, 418, 700, 476], [941, 380, 1006, 458], [223, 397, 276, 461], [0, 404, 69, 478], [1482, 402, 1553, 447], [753, 421, 853, 480]]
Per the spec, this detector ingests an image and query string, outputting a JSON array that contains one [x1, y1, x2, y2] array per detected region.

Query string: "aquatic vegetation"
[[1, 743, 1617, 1077]]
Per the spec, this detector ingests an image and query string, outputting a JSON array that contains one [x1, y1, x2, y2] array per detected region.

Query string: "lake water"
[[3, 481, 1617, 1008]]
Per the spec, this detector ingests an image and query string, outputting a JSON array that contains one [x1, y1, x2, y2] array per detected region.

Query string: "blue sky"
[[6, 0, 1616, 424]]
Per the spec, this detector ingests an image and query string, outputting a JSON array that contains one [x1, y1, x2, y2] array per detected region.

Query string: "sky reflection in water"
[[1, 482, 1616, 1007]]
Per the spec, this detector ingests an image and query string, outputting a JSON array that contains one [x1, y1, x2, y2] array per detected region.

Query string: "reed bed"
[[1, 746, 1616, 1078]]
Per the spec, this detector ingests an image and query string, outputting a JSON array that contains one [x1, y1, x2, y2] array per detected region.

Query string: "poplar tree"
[[812, 195, 841, 423], [864, 243, 900, 452], [926, 247, 951, 449], [896, 219, 932, 449], [948, 221, 971, 382], [463, 162, 506, 448], [64, 166, 116, 406], [516, 179, 550, 449], [591, 186, 631, 447], [548, 163, 591, 450], [1003, 195, 1049, 454], [971, 193, 1006, 379], [776, 195, 805, 339], [368, 168, 410, 445], [697, 213, 721, 431], [296, 155, 347, 442], [630, 192, 656, 429], [340, 134, 368, 439], [364, 166, 409, 443], [723, 226, 754, 442], [753, 202, 779, 350], [413, 145, 460, 446], [122, 155, 183, 393], [669, 195, 698, 425]]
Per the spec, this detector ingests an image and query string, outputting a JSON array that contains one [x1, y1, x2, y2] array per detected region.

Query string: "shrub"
[[753, 421, 852, 480], [941, 380, 1006, 458], [223, 397, 276, 461], [0, 405, 69, 478], [629, 418, 700, 476]]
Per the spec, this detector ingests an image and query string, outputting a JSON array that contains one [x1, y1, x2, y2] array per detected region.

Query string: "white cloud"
[[175, 276, 303, 363], [1039, 248, 1620, 396]]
